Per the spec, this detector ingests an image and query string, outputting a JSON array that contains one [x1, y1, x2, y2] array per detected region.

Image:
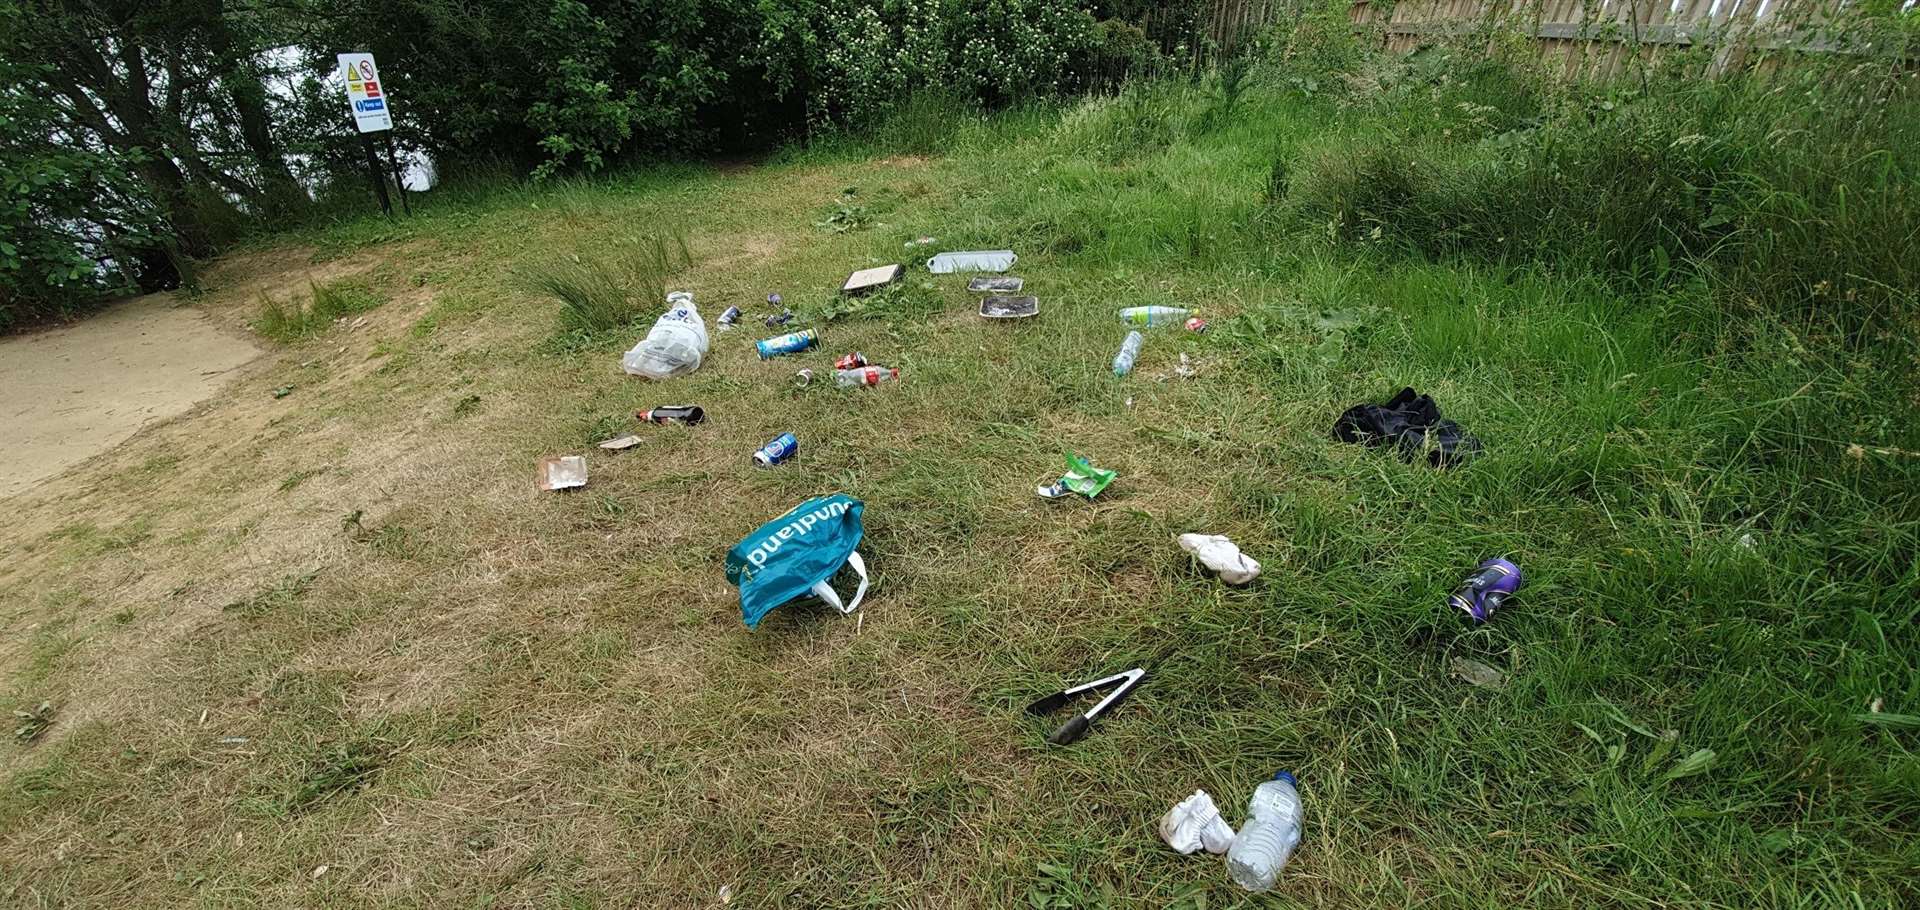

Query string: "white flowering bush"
[[806, 0, 1099, 126]]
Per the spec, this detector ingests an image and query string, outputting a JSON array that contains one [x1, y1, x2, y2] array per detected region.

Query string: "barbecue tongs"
[[1025, 667, 1147, 745]]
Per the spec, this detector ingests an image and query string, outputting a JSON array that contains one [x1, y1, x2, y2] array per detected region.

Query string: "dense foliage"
[[1, 0, 1135, 328]]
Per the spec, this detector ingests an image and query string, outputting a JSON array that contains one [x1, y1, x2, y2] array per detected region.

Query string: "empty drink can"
[[753, 432, 799, 467], [756, 329, 818, 359]]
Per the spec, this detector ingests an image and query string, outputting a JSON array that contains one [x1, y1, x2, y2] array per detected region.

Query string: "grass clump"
[[254, 279, 383, 343], [1275, 46, 1920, 327], [521, 230, 692, 344]]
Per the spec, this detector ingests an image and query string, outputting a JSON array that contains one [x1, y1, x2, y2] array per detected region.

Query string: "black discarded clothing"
[[1332, 387, 1482, 467]]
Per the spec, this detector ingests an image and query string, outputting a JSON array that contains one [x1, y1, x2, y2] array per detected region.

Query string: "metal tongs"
[[1025, 667, 1147, 745]]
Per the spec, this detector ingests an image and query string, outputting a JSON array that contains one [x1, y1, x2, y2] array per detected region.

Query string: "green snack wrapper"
[[1037, 452, 1116, 500]]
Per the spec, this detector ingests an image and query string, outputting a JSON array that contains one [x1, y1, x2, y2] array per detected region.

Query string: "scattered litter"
[[1037, 453, 1116, 500], [842, 264, 903, 295], [1173, 353, 1198, 379], [272, 384, 295, 399], [1177, 533, 1262, 584], [979, 295, 1039, 319], [311, 865, 328, 880], [836, 366, 900, 387], [763, 308, 794, 327], [1025, 667, 1146, 745], [621, 291, 709, 380], [1332, 386, 1482, 467], [1112, 330, 1143, 376], [350, 316, 370, 330], [927, 250, 1016, 273], [1228, 772, 1303, 892], [719, 884, 735, 904], [638, 405, 706, 425], [905, 236, 937, 247], [218, 736, 251, 745], [834, 352, 868, 370], [1737, 532, 1758, 550], [1124, 396, 1135, 408], [968, 276, 1025, 293], [756, 328, 819, 359], [1159, 790, 1236, 855], [1119, 305, 1189, 328], [1450, 657, 1506, 689], [726, 493, 868, 628], [536, 455, 588, 491], [794, 368, 815, 386], [1184, 316, 1209, 333], [598, 434, 643, 450], [12, 701, 53, 743], [1448, 558, 1522, 623], [718, 305, 742, 330], [752, 432, 799, 467]]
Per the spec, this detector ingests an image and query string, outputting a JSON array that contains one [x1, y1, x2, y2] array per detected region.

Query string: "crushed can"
[[1448, 558, 1522, 623], [638, 405, 705, 425], [764, 310, 794, 328], [718, 306, 742, 328], [1184, 316, 1210, 333], [835, 352, 868, 370], [753, 432, 799, 467], [794, 368, 815, 386]]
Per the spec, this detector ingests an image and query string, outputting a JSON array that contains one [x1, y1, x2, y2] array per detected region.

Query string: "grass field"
[[1, 54, 1917, 908]]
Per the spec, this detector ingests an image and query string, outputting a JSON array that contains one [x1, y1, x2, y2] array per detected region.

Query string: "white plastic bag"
[[1159, 790, 1237, 855], [621, 291, 708, 379], [1177, 533, 1262, 584]]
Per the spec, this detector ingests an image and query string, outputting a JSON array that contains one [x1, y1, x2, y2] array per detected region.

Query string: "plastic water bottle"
[[1112, 331, 1143, 376], [621, 291, 709, 379], [836, 366, 900, 387], [1118, 306, 1190, 328], [1226, 771, 1302, 892]]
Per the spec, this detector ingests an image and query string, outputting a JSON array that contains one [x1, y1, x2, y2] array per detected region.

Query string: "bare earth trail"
[[0, 296, 260, 499]]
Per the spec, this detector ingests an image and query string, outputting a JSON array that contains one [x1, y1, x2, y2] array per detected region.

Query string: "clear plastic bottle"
[[621, 291, 708, 379], [835, 366, 900, 387], [1112, 331, 1143, 376], [1118, 306, 1190, 328], [1226, 771, 1302, 892]]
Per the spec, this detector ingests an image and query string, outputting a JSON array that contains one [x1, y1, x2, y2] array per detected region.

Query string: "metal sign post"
[[337, 52, 404, 216]]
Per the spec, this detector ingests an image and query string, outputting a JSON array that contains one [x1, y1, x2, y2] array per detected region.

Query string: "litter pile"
[[529, 228, 1526, 896]]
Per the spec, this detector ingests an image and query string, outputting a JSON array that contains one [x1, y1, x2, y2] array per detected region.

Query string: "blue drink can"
[[755, 329, 818, 359], [753, 432, 799, 467]]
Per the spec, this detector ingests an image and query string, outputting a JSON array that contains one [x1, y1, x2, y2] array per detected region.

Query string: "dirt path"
[[0, 294, 259, 498]]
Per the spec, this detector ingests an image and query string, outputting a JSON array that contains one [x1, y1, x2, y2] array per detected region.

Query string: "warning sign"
[[337, 52, 391, 133]]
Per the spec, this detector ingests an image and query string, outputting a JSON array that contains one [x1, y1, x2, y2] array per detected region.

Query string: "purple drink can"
[[1448, 557, 1523, 623], [755, 328, 818, 359], [753, 432, 799, 467]]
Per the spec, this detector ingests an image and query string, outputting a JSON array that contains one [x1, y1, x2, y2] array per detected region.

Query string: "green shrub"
[[254, 279, 383, 343], [520, 231, 692, 343], [1279, 51, 1920, 328]]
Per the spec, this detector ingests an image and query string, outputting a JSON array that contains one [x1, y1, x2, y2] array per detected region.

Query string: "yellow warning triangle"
[[345, 62, 362, 86]]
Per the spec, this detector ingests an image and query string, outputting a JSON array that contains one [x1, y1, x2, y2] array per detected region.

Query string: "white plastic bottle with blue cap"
[[1226, 771, 1302, 892]]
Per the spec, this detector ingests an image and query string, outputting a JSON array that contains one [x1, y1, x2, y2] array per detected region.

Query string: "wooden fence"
[[1201, 0, 1895, 76]]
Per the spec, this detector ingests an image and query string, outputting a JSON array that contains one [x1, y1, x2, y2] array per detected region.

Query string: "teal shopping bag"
[[726, 493, 867, 628]]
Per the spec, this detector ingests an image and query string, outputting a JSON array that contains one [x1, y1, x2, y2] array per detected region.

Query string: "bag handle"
[[808, 550, 869, 615]]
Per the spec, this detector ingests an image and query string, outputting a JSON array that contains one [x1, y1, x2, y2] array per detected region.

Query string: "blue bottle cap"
[[1273, 770, 1297, 787]]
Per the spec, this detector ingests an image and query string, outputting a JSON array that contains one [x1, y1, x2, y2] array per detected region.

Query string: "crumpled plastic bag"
[[1159, 790, 1237, 855], [1178, 533, 1262, 584]]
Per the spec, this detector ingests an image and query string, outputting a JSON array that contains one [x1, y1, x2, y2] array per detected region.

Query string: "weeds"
[[254, 279, 383, 343], [520, 230, 692, 340]]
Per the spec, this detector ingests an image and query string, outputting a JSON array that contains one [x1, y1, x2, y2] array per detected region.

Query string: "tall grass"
[[519, 230, 692, 342], [254, 279, 384, 343], [1275, 40, 1920, 331]]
